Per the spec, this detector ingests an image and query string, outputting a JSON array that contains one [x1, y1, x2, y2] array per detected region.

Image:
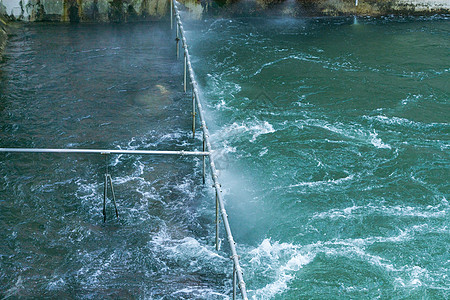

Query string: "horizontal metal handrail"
[[172, 2, 248, 299], [0, 148, 210, 156], [0, 147, 211, 222]]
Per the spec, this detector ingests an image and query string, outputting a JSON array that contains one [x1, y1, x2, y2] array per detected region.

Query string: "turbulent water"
[[182, 14, 450, 299], [1, 13, 449, 300], [0, 22, 229, 299]]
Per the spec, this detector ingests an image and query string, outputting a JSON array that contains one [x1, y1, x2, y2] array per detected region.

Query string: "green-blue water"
[[0, 13, 449, 299], [183, 14, 450, 299]]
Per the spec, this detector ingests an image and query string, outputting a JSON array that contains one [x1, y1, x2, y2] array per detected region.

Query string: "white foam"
[[171, 287, 229, 299], [312, 205, 362, 219], [259, 147, 269, 157], [247, 220, 449, 298], [150, 227, 226, 262], [252, 274, 292, 300], [204, 72, 241, 110], [401, 94, 422, 106], [370, 130, 391, 149], [47, 277, 65, 291], [174, 178, 196, 201], [249, 239, 296, 264], [312, 201, 448, 220], [214, 98, 234, 111], [252, 54, 320, 76], [248, 239, 314, 299], [116, 130, 189, 152], [170, 237, 226, 261], [3, 276, 24, 299], [213, 120, 275, 143], [364, 115, 447, 129], [287, 174, 355, 189], [303, 118, 392, 149]]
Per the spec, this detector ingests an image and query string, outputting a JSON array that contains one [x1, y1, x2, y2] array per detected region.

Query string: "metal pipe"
[[192, 88, 196, 139], [176, 23, 179, 59], [103, 154, 118, 222], [103, 174, 107, 222], [184, 52, 187, 92], [233, 263, 237, 300], [215, 190, 219, 250], [0, 148, 209, 156], [108, 174, 119, 219], [202, 134, 206, 184], [170, 0, 173, 29], [173, 2, 248, 299]]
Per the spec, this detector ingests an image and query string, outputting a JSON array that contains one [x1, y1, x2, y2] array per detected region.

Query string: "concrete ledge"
[[182, 0, 450, 17], [1, 0, 449, 21], [1, 0, 169, 22]]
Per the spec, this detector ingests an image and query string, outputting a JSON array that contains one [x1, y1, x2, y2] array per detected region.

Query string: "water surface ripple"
[[0, 15, 449, 299], [1, 22, 231, 299], [183, 15, 449, 299]]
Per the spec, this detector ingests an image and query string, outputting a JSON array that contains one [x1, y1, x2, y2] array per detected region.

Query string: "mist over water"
[[0, 22, 232, 299], [183, 14, 450, 299], [0, 13, 449, 300]]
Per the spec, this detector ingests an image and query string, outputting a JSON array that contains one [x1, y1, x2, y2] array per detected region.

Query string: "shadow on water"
[[0, 21, 233, 299]]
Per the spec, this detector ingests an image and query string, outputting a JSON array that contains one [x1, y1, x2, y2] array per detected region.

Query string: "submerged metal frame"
[[172, 1, 248, 298], [103, 153, 119, 222], [0, 148, 210, 222], [0, 6, 248, 298]]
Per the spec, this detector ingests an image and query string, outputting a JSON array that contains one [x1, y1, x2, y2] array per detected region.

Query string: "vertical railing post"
[[215, 189, 219, 250], [102, 153, 119, 222], [103, 154, 108, 222], [170, 0, 173, 29], [103, 173, 107, 222], [184, 51, 187, 92], [233, 262, 237, 300], [107, 174, 119, 219], [202, 133, 206, 185], [176, 24, 179, 59], [192, 88, 196, 138]]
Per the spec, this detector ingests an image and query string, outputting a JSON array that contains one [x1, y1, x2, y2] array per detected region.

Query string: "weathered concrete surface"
[[185, 0, 450, 17], [394, 0, 449, 14], [0, 3, 7, 58], [303, 0, 450, 16], [1, 0, 169, 22], [0, 0, 448, 21]]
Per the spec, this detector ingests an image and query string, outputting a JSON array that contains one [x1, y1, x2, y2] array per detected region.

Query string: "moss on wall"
[[18, 0, 169, 22], [180, 0, 449, 16], [1, 0, 449, 22], [0, 10, 7, 58]]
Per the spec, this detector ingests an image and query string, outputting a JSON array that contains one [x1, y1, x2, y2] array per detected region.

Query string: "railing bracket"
[[102, 153, 119, 222]]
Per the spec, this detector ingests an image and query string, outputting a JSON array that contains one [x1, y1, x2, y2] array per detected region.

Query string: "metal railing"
[[0, 148, 209, 156], [0, 7, 248, 298], [0, 148, 210, 222], [170, 1, 248, 299]]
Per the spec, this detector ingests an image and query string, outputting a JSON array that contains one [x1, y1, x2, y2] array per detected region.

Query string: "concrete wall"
[[0, 0, 448, 22], [0, 0, 168, 22], [295, 0, 450, 16], [190, 0, 450, 17], [0, 4, 7, 57]]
